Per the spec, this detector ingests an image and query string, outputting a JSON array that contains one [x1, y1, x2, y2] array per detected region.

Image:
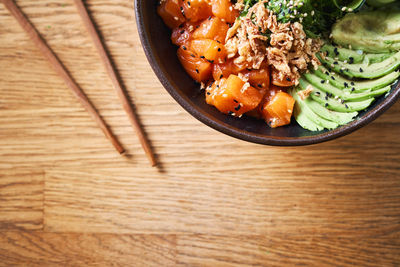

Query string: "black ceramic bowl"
[[135, 0, 400, 146]]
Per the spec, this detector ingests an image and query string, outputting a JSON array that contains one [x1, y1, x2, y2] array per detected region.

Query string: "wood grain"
[[44, 166, 400, 237], [0, 171, 43, 230], [177, 234, 400, 267], [0, 232, 177, 266], [0, 233, 399, 266], [0, 0, 399, 265]]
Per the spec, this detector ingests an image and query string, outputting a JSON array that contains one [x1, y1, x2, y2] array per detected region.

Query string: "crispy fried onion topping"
[[226, 1, 323, 84]]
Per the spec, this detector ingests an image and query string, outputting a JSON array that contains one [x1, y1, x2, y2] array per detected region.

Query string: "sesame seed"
[[334, 48, 339, 55]]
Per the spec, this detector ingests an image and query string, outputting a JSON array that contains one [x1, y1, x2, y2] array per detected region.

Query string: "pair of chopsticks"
[[1, 0, 156, 166]]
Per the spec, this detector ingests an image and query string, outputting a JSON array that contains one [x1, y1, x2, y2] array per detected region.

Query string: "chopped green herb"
[[240, 0, 363, 37]]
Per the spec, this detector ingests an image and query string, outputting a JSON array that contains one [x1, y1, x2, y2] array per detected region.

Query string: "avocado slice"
[[314, 65, 400, 92], [293, 101, 324, 132], [311, 91, 374, 112], [321, 45, 363, 63], [361, 53, 394, 65], [303, 73, 393, 101], [299, 79, 375, 112], [291, 88, 339, 129], [306, 100, 357, 125], [291, 87, 357, 125], [320, 45, 392, 64], [319, 51, 400, 79], [367, 0, 396, 7], [332, 11, 400, 53]]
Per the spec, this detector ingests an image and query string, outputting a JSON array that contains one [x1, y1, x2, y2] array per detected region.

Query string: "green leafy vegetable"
[[240, 0, 367, 37]]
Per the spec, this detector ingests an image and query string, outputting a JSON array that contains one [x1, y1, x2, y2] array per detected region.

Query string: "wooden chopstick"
[[73, 0, 157, 167], [1, 0, 125, 154]]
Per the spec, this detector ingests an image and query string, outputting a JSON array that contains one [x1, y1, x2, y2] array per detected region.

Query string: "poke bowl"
[[135, 0, 400, 146]]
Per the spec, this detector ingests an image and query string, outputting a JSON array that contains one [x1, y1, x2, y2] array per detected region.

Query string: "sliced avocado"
[[292, 93, 324, 132], [306, 100, 357, 125], [321, 45, 393, 65], [345, 85, 393, 101], [319, 51, 400, 79], [303, 73, 393, 101], [310, 91, 374, 112], [321, 45, 364, 63], [332, 11, 400, 53], [291, 86, 357, 125], [299, 79, 375, 112], [367, 0, 396, 7], [381, 34, 400, 51], [362, 53, 394, 65], [303, 73, 349, 99], [314, 65, 400, 92], [314, 66, 355, 89], [291, 88, 339, 129]]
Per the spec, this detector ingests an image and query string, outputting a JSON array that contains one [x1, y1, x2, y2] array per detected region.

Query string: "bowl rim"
[[134, 0, 400, 146]]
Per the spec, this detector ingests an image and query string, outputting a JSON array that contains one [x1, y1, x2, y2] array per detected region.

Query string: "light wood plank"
[[0, 171, 43, 230], [44, 167, 400, 236], [0, 232, 398, 267], [177, 234, 400, 267], [0, 232, 176, 266]]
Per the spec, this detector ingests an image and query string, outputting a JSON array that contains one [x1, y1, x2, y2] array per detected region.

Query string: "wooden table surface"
[[1, 1, 400, 266]]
